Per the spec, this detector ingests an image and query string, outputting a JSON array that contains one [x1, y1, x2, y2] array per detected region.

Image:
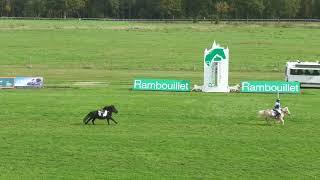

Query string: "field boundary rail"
[[0, 17, 320, 23]]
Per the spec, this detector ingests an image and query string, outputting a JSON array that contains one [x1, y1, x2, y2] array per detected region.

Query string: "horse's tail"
[[83, 112, 92, 123]]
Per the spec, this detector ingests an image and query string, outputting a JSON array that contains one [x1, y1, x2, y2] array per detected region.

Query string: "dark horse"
[[83, 105, 118, 125]]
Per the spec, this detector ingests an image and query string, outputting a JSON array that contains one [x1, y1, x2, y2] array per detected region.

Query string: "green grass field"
[[0, 20, 319, 179]]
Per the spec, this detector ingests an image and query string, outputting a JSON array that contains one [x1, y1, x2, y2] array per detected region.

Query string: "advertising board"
[[0, 77, 15, 89], [15, 77, 44, 88], [133, 79, 190, 92], [241, 81, 300, 93]]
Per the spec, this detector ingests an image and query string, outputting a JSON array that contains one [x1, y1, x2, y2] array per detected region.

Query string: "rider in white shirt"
[[98, 109, 108, 117]]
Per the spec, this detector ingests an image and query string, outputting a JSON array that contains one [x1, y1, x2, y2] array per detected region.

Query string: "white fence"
[[0, 17, 320, 23]]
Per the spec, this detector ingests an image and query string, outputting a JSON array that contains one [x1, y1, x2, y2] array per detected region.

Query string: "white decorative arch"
[[202, 41, 229, 92]]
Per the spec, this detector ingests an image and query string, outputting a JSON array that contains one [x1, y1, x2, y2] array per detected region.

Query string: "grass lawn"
[[0, 20, 319, 179]]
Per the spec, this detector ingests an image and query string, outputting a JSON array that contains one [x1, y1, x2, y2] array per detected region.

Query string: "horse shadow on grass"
[[70, 122, 116, 126], [236, 122, 273, 127]]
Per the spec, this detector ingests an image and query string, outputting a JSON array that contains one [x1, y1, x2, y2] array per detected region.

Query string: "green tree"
[[45, 0, 64, 17], [0, 0, 315, 19], [313, 0, 320, 18], [0, 0, 3, 16], [279, 0, 301, 18], [215, 1, 229, 19], [24, 0, 45, 17], [107, 0, 120, 18], [64, 0, 88, 18], [3, 0, 12, 16], [120, 0, 129, 18], [262, 0, 279, 18], [134, 0, 161, 19], [159, 0, 182, 19], [299, 0, 312, 18], [182, 0, 213, 20], [231, 0, 264, 18]]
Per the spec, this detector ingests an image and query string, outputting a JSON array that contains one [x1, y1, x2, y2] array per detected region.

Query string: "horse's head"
[[282, 107, 290, 115], [104, 105, 118, 114]]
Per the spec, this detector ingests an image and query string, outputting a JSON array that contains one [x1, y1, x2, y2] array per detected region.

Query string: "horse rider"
[[98, 108, 108, 118], [273, 98, 281, 119]]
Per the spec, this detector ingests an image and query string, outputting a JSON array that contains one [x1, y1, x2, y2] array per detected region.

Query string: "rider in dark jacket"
[[273, 99, 281, 118]]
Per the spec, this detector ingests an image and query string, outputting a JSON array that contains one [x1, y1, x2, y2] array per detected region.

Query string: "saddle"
[[272, 109, 281, 118]]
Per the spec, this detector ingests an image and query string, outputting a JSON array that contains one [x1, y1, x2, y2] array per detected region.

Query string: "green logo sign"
[[205, 48, 226, 66], [241, 81, 300, 93], [133, 79, 190, 92], [0, 77, 15, 88]]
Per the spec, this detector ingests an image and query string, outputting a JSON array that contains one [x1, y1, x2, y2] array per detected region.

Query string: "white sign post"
[[202, 41, 229, 92]]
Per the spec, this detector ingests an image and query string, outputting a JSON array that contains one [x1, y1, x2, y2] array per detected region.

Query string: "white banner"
[[15, 77, 44, 88]]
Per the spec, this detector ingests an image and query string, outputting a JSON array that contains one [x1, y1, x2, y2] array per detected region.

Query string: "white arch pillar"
[[202, 41, 229, 93]]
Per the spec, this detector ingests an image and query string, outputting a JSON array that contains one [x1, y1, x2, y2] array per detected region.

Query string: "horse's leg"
[[85, 117, 91, 124], [106, 119, 110, 125], [92, 117, 96, 125], [274, 116, 277, 124], [265, 116, 271, 125], [265, 117, 268, 124], [85, 115, 94, 124], [110, 117, 118, 124], [83, 115, 88, 124], [83, 113, 91, 124], [84, 117, 89, 124]]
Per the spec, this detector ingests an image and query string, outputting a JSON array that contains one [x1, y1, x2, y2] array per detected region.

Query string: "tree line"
[[1, 0, 320, 19]]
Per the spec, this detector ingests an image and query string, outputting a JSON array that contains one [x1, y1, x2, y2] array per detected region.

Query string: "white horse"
[[258, 107, 291, 125]]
